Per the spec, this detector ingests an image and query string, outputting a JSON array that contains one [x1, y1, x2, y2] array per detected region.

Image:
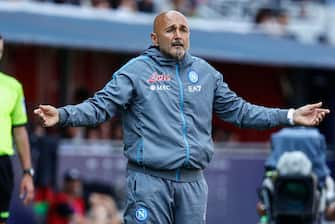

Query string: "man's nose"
[[174, 30, 182, 39]]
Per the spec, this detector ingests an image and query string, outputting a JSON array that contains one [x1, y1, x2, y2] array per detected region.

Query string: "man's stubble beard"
[[159, 46, 185, 60], [174, 48, 185, 60]]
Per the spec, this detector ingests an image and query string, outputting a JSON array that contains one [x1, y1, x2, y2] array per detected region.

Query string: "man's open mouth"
[[172, 42, 184, 47]]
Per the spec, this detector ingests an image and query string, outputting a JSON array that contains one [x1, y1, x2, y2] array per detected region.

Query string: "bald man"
[[35, 11, 329, 224]]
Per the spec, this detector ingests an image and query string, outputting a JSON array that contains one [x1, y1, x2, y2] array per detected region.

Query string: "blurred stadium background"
[[2, 0, 335, 223]]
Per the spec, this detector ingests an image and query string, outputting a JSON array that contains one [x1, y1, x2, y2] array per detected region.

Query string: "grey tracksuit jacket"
[[59, 46, 290, 178]]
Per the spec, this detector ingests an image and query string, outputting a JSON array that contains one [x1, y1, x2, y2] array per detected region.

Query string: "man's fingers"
[[39, 104, 54, 112], [304, 102, 322, 111], [312, 117, 320, 126], [34, 108, 46, 119], [20, 177, 34, 205], [37, 112, 46, 124], [33, 108, 40, 115], [316, 108, 330, 114], [39, 104, 48, 110], [310, 102, 323, 108], [313, 111, 327, 125], [24, 190, 34, 205], [308, 102, 330, 113], [22, 191, 34, 205], [34, 105, 50, 115], [34, 105, 51, 125]]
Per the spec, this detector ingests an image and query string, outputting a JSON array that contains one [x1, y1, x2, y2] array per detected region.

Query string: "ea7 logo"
[[188, 85, 201, 92]]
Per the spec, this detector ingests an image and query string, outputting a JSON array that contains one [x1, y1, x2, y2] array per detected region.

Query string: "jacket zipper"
[[175, 63, 190, 166]]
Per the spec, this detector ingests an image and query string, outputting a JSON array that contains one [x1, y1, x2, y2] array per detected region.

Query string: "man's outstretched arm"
[[34, 72, 135, 128]]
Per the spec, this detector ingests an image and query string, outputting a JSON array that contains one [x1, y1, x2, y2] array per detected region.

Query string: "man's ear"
[[151, 32, 158, 46]]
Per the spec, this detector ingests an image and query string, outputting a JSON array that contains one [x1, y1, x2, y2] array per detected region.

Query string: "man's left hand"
[[293, 102, 330, 126]]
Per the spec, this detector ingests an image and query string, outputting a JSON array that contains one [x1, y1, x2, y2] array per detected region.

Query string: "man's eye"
[[181, 28, 189, 33]]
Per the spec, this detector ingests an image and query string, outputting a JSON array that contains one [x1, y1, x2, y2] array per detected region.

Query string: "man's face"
[[151, 11, 190, 60], [0, 39, 3, 60]]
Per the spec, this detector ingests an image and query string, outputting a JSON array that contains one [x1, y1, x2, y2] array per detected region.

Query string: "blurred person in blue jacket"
[[257, 127, 335, 222], [266, 127, 330, 186], [34, 10, 329, 224]]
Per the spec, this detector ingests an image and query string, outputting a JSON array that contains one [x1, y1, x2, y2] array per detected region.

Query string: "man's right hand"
[[33, 105, 59, 127]]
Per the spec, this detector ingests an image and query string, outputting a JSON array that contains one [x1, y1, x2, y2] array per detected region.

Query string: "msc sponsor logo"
[[150, 85, 171, 91], [147, 72, 172, 83]]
